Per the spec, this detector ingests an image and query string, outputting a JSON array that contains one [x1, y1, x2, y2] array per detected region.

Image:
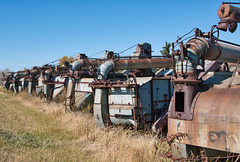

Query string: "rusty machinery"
[[167, 2, 240, 159], [2, 70, 36, 94], [64, 53, 105, 112], [37, 64, 68, 102], [1, 65, 62, 99], [1, 53, 99, 105], [26, 67, 41, 96], [89, 43, 175, 130], [32, 55, 96, 103], [2, 72, 14, 91]]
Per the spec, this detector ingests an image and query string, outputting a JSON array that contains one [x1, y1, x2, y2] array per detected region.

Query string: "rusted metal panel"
[[152, 110, 168, 132], [168, 85, 240, 154]]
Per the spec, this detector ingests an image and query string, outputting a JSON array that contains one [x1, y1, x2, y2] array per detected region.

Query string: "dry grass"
[[0, 87, 171, 162]]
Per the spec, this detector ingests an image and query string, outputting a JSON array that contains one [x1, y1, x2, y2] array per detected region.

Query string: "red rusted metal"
[[152, 111, 168, 132], [217, 4, 240, 32], [168, 85, 240, 154], [89, 79, 136, 88], [114, 58, 173, 70], [218, 4, 240, 19]]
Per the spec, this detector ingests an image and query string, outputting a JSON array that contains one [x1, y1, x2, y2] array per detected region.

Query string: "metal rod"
[[223, 2, 240, 5], [217, 38, 240, 47]]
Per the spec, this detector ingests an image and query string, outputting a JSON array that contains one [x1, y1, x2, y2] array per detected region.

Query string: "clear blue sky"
[[1, 0, 240, 71]]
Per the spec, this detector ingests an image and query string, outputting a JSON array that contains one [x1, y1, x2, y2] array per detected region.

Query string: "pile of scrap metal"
[[167, 2, 240, 159], [89, 43, 175, 130]]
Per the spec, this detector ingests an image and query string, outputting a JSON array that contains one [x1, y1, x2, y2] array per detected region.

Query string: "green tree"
[[59, 56, 74, 66], [160, 42, 171, 57]]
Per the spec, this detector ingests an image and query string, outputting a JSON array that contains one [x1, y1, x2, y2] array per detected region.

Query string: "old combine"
[[64, 53, 104, 112], [168, 2, 240, 159], [89, 43, 174, 130]]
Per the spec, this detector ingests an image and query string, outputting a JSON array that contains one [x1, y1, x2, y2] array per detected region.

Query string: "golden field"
[[0, 88, 171, 162]]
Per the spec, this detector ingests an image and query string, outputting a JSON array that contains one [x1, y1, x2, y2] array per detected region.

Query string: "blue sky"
[[1, 0, 240, 71]]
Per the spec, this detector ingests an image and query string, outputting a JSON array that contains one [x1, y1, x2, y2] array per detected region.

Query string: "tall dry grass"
[[3, 89, 171, 162]]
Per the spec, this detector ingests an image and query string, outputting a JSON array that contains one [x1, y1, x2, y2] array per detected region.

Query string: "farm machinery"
[[2, 67, 40, 94], [167, 2, 240, 159], [3, 1, 240, 160], [2, 43, 175, 130], [89, 43, 174, 130]]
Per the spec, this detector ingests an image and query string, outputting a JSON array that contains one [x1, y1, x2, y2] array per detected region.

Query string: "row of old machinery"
[[2, 1, 240, 160], [2, 43, 174, 123]]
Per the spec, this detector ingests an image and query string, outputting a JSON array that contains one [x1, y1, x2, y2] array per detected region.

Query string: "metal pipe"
[[186, 37, 240, 64], [71, 59, 88, 71], [114, 58, 173, 70], [217, 3, 240, 32], [97, 58, 173, 79], [218, 4, 240, 20], [171, 37, 240, 121], [70, 59, 102, 71], [97, 60, 114, 79]]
